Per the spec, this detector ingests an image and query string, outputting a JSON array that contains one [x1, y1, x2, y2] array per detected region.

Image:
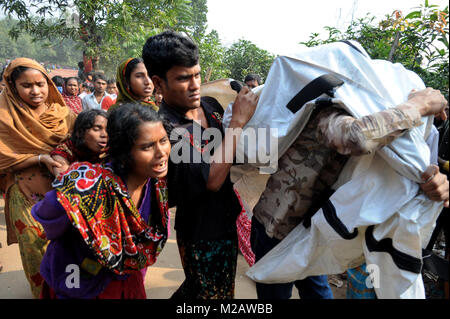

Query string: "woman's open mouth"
[[152, 160, 168, 173]]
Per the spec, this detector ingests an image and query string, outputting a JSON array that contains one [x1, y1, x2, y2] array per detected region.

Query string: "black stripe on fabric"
[[286, 74, 344, 114], [340, 40, 365, 56], [365, 225, 422, 274], [322, 200, 358, 240]]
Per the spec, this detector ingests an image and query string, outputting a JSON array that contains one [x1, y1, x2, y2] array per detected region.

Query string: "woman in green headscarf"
[[110, 58, 158, 111]]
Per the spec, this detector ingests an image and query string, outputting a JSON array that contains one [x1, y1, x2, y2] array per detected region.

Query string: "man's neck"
[[94, 91, 104, 98], [185, 107, 202, 121]]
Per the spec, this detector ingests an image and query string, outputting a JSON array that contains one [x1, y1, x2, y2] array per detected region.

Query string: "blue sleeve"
[[31, 190, 71, 240]]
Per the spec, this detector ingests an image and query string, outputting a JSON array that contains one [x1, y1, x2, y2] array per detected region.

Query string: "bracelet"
[[444, 161, 449, 172], [38, 154, 42, 167]]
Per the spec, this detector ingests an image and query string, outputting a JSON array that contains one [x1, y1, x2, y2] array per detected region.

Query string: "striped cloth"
[[346, 263, 377, 299], [234, 189, 256, 266]]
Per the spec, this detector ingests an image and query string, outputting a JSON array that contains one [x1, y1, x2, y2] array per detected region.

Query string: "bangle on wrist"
[[38, 154, 42, 167]]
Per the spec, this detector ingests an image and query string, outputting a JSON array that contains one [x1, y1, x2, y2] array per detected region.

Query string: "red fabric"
[[62, 94, 83, 115], [101, 96, 115, 110], [40, 271, 146, 299], [55, 162, 169, 275], [83, 55, 93, 74], [234, 189, 255, 266], [62, 84, 82, 115]]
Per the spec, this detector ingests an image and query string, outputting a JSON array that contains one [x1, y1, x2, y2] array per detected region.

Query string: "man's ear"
[[151, 75, 163, 92]]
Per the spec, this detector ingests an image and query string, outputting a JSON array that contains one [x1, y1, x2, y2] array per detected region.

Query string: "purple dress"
[[32, 178, 153, 299]]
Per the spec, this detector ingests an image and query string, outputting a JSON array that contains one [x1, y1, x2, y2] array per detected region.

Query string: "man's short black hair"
[[142, 30, 199, 79], [51, 75, 65, 87], [92, 72, 107, 83], [244, 73, 261, 85]]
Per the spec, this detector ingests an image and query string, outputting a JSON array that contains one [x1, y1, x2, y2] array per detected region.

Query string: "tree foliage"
[[224, 39, 275, 83], [0, 0, 276, 83], [299, 1, 449, 98], [0, 17, 81, 68], [0, 0, 195, 73]]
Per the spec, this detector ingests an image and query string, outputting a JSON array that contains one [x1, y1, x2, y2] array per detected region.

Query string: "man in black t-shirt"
[[142, 31, 258, 299]]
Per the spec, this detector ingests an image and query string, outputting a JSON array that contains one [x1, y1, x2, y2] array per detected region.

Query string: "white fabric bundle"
[[242, 41, 442, 298]]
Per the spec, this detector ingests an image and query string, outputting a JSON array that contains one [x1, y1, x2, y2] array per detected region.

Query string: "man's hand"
[[229, 86, 259, 128], [421, 165, 449, 208], [407, 88, 448, 121]]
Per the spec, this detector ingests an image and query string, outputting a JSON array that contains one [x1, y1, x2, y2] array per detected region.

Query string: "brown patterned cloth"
[[0, 58, 75, 245], [0, 58, 76, 171], [253, 104, 423, 240]]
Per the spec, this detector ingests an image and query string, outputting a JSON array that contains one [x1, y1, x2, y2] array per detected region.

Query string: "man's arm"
[[317, 87, 449, 206], [317, 88, 447, 156], [206, 86, 258, 192]]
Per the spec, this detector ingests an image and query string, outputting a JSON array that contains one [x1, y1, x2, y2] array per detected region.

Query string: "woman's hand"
[[50, 155, 70, 177], [39, 154, 63, 175]]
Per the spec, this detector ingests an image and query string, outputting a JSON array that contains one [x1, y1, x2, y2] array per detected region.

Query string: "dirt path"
[[0, 198, 346, 299]]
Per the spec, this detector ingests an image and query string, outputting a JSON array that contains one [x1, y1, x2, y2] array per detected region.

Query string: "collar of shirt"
[[85, 92, 111, 105], [158, 97, 223, 129]]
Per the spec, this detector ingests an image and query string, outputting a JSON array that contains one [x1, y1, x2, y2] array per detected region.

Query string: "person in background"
[[82, 73, 113, 111], [50, 109, 108, 177], [244, 74, 261, 90], [0, 66, 5, 273], [33, 102, 171, 299], [0, 67, 6, 93], [106, 79, 118, 101], [51, 75, 65, 94], [109, 58, 158, 111], [153, 88, 163, 107], [85, 72, 93, 84], [77, 61, 86, 82], [62, 77, 83, 115], [78, 83, 90, 99], [0, 58, 75, 298]]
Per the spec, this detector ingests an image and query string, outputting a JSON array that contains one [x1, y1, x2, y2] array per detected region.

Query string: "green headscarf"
[[110, 58, 158, 112]]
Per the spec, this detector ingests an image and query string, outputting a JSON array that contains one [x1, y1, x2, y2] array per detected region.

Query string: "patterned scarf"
[[52, 162, 169, 275], [110, 58, 158, 112], [50, 139, 106, 166], [62, 85, 83, 115]]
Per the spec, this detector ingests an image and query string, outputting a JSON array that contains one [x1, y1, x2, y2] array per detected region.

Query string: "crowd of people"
[[0, 30, 448, 300]]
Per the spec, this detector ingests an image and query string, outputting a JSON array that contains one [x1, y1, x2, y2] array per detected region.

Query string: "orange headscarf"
[[0, 58, 75, 171]]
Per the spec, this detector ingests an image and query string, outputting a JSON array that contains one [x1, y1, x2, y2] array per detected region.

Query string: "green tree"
[[223, 39, 275, 82], [299, 1, 449, 98], [197, 30, 228, 81], [0, 17, 81, 68], [0, 0, 194, 73], [189, 0, 208, 41]]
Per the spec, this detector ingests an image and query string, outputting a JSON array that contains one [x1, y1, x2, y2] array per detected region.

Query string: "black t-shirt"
[[159, 96, 241, 242]]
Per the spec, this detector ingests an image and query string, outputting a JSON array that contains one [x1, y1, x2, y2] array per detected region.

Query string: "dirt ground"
[[0, 198, 346, 299]]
